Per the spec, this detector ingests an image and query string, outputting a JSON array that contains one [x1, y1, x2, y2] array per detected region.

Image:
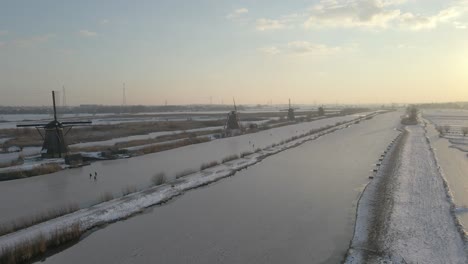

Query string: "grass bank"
[[0, 163, 62, 181]]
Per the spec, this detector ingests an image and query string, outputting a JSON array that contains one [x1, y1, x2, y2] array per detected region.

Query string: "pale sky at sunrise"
[[1, 0, 468, 106]]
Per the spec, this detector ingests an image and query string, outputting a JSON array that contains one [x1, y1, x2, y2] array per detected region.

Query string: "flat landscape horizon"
[[2, 0, 468, 263]]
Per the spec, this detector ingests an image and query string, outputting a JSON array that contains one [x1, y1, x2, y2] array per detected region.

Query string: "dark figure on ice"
[[89, 173, 92, 179]]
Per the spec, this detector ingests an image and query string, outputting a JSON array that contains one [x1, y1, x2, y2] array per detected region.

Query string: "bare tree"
[[444, 125, 450, 134], [318, 106, 325, 116], [436, 126, 443, 135], [462, 127, 468, 137]]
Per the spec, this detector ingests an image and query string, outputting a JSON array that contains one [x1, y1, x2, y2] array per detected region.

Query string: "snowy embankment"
[[346, 125, 468, 263], [0, 113, 378, 251], [0, 158, 67, 174], [70, 126, 223, 148]]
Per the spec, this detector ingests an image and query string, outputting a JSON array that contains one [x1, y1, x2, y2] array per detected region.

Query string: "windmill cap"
[[45, 120, 63, 129]]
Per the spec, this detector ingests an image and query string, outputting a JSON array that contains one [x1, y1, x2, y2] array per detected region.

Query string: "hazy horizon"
[[1, 0, 468, 106]]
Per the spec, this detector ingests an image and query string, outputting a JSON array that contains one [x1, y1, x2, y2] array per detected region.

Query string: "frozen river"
[[0, 114, 367, 224], [41, 111, 401, 264]]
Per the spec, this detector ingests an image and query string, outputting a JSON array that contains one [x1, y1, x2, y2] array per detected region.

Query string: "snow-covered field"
[[70, 126, 223, 148], [0, 113, 377, 252], [0, 147, 42, 166], [423, 109, 468, 152], [346, 125, 467, 263], [423, 115, 468, 238], [423, 109, 468, 134]]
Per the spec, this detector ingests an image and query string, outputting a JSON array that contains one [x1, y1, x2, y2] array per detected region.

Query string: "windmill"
[[318, 105, 325, 116], [17, 91, 92, 158], [223, 98, 242, 136], [280, 99, 299, 121]]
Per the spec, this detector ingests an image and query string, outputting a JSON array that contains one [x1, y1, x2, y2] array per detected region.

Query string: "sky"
[[0, 0, 468, 106]]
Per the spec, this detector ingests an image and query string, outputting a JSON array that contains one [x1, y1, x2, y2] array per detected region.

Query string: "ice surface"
[[0, 113, 378, 251]]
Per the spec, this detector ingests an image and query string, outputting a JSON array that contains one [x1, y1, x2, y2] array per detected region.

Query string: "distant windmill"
[[223, 98, 242, 136], [17, 91, 92, 158], [280, 99, 299, 121], [318, 105, 325, 116]]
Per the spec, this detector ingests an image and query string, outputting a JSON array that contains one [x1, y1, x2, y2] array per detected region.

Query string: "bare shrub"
[[200, 161, 219, 170], [122, 185, 137, 196], [444, 125, 451, 134], [462, 127, 468, 137], [221, 154, 239, 163], [240, 151, 253, 158], [137, 137, 210, 155], [175, 169, 196, 179], [152, 172, 166, 186], [99, 192, 114, 203], [0, 224, 82, 264], [0, 204, 79, 237], [0, 163, 63, 181]]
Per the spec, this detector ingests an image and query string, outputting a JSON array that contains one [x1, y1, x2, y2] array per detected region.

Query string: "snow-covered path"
[[347, 125, 467, 263]]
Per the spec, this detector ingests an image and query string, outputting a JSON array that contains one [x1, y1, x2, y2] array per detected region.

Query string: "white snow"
[[0, 137, 12, 145], [0, 113, 379, 251], [346, 125, 468, 263], [123, 136, 216, 152], [70, 126, 223, 148], [0, 158, 66, 173]]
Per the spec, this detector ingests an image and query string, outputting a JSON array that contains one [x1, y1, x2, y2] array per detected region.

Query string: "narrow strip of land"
[[347, 125, 467, 263]]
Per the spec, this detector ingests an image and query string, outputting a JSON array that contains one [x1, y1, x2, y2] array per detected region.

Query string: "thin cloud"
[[255, 14, 304, 31], [287, 41, 342, 55], [304, 0, 402, 29], [397, 43, 416, 49], [227, 8, 248, 20], [256, 19, 286, 31], [100, 19, 110, 25], [453, 21, 468, 29], [303, 0, 467, 31], [258, 46, 281, 55], [79, 30, 98, 37], [0, 30, 8, 36], [13, 34, 55, 47], [398, 6, 462, 30], [259, 41, 348, 56]]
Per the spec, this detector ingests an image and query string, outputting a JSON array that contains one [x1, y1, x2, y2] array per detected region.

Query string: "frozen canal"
[[41, 111, 401, 264], [0, 114, 366, 224]]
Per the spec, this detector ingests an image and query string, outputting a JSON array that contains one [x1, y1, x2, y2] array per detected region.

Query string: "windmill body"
[[318, 106, 325, 116], [225, 110, 241, 130], [281, 99, 299, 121], [287, 108, 295, 121], [41, 120, 69, 158], [17, 91, 91, 159], [223, 99, 242, 137]]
